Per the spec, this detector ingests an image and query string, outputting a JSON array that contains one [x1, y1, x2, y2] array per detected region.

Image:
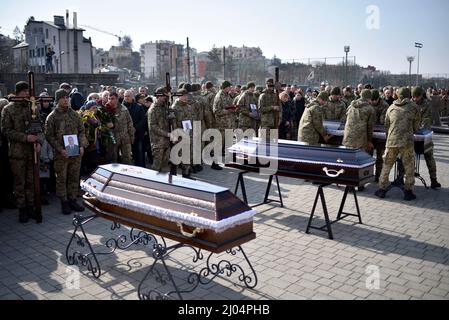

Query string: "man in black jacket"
[[123, 90, 147, 167]]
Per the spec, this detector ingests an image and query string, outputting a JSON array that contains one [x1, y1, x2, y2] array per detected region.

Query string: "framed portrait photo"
[[63, 134, 80, 157]]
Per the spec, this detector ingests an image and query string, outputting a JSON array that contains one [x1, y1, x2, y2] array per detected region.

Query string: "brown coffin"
[[81, 165, 256, 253], [227, 138, 375, 187], [324, 121, 434, 155]]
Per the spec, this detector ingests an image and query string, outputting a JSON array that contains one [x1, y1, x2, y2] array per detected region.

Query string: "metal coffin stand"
[[65, 165, 258, 300], [325, 120, 434, 189], [227, 138, 375, 240]]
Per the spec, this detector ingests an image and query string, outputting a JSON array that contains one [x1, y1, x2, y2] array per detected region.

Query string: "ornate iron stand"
[[234, 171, 284, 208], [65, 214, 258, 300], [306, 184, 362, 240]]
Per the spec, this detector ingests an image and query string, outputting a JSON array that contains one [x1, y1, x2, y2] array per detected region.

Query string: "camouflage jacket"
[[213, 90, 235, 129], [385, 99, 421, 148], [297, 101, 325, 144], [371, 99, 390, 125], [258, 89, 280, 128], [236, 91, 258, 129], [342, 99, 375, 150], [416, 99, 432, 130], [44, 104, 87, 155], [171, 99, 194, 133], [148, 100, 170, 146], [323, 99, 347, 122], [113, 104, 135, 145], [190, 92, 205, 123], [342, 94, 356, 108], [1, 101, 44, 159], [202, 89, 216, 129]]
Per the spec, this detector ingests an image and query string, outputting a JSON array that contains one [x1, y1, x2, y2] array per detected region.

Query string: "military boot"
[[194, 165, 203, 173], [27, 206, 36, 220], [19, 208, 29, 223], [61, 201, 72, 215], [211, 162, 222, 171], [404, 190, 417, 201], [375, 189, 387, 199], [431, 179, 441, 190], [69, 199, 85, 212]]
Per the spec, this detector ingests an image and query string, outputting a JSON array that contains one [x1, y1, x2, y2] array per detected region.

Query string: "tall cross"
[[8, 71, 54, 134], [7, 71, 54, 223]]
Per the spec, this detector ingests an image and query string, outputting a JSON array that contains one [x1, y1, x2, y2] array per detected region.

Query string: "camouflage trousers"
[[54, 155, 82, 201], [374, 140, 386, 178], [10, 156, 35, 208], [424, 149, 437, 180], [259, 126, 278, 143], [151, 144, 170, 172], [398, 147, 437, 180], [106, 142, 132, 165], [379, 146, 415, 191]]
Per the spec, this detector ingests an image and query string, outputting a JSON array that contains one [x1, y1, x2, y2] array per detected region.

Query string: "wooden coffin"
[[226, 138, 375, 187], [81, 164, 256, 253], [324, 121, 434, 154]]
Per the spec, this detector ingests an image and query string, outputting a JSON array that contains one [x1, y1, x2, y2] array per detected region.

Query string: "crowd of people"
[[0, 77, 447, 223]]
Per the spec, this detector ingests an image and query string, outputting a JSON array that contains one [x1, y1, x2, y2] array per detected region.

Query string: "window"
[[53, 36, 56, 45], [46, 29, 49, 39]]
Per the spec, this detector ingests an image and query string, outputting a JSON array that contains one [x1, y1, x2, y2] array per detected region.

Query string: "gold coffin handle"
[[82, 194, 97, 201], [323, 167, 345, 178], [177, 223, 204, 238]]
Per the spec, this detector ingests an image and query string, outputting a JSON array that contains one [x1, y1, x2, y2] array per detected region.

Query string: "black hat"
[[205, 81, 214, 90], [183, 83, 192, 93], [330, 87, 341, 96], [55, 89, 69, 101], [155, 87, 168, 96], [15, 81, 29, 94]]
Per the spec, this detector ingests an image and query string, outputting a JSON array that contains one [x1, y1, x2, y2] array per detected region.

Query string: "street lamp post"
[[407, 56, 415, 87], [344, 46, 350, 86], [415, 42, 423, 86]]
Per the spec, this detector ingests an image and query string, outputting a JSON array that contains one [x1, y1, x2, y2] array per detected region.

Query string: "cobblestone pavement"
[[0, 135, 448, 300]]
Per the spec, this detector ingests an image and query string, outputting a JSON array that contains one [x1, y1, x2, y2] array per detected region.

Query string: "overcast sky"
[[2, 0, 448, 75]]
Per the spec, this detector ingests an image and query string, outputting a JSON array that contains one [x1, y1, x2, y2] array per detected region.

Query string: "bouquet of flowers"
[[95, 103, 117, 153], [79, 110, 100, 144]]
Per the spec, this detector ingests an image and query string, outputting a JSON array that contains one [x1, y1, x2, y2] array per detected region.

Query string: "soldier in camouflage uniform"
[[323, 87, 347, 122], [172, 89, 195, 178], [236, 82, 259, 134], [190, 84, 206, 172], [258, 79, 281, 141], [371, 89, 390, 181], [202, 82, 217, 131], [298, 92, 330, 145], [212, 81, 236, 168], [412, 87, 441, 189], [375, 88, 421, 201], [342, 86, 357, 108], [343, 89, 375, 152], [148, 87, 171, 172], [1, 82, 43, 223], [105, 92, 135, 165], [45, 89, 87, 215]]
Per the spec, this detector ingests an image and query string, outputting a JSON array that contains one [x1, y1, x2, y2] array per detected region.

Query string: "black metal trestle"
[[306, 184, 362, 240], [65, 214, 257, 300], [234, 171, 284, 208]]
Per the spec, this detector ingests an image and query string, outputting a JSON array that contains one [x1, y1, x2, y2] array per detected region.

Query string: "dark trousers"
[[0, 142, 15, 207], [132, 141, 145, 168]]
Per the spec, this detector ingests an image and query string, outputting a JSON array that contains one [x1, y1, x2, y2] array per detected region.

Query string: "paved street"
[[0, 135, 448, 300]]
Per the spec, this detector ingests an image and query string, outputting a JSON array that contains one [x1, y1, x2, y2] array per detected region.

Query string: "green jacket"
[[297, 101, 325, 144], [385, 99, 421, 148]]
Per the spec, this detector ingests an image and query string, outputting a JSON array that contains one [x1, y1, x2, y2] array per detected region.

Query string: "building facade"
[[22, 13, 93, 74]]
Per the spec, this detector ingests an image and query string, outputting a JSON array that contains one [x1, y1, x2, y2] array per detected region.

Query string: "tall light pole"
[[407, 56, 415, 87], [415, 42, 423, 86], [344, 46, 350, 86]]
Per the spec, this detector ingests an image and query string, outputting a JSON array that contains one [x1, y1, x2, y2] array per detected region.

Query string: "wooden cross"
[[8, 71, 54, 223], [8, 71, 54, 134]]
